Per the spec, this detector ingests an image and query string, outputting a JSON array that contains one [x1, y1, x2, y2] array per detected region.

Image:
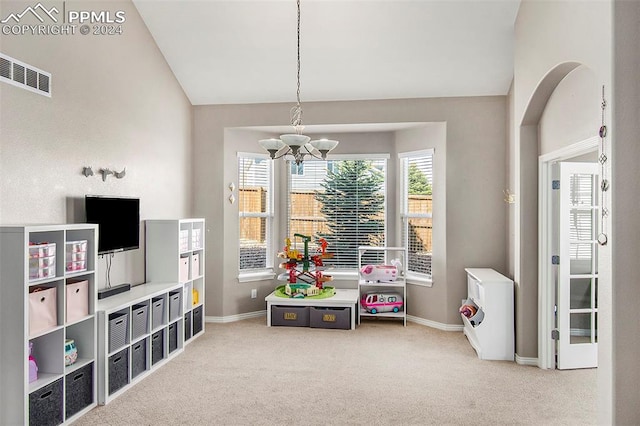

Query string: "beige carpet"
[[76, 317, 596, 425]]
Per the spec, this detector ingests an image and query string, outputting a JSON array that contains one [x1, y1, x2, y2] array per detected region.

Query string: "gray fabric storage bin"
[[108, 312, 128, 353], [29, 377, 63, 426], [184, 312, 192, 341], [131, 304, 148, 340], [271, 305, 310, 327], [168, 291, 181, 321], [168, 322, 178, 354], [310, 307, 351, 330], [192, 305, 203, 335], [65, 362, 93, 419], [131, 338, 148, 379], [151, 330, 164, 365], [151, 297, 164, 330], [108, 347, 129, 396]]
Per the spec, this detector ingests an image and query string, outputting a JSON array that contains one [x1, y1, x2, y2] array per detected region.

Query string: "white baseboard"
[[515, 353, 539, 367], [206, 310, 266, 323], [205, 311, 464, 331], [407, 315, 464, 332]]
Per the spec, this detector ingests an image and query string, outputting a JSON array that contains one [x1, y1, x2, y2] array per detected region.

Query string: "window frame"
[[286, 153, 389, 279], [237, 152, 276, 282], [399, 149, 434, 287]]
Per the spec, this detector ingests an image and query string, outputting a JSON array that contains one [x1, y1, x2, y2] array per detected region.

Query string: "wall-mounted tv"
[[85, 195, 140, 254]]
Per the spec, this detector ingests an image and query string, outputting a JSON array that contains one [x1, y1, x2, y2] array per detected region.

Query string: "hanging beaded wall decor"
[[598, 85, 609, 246]]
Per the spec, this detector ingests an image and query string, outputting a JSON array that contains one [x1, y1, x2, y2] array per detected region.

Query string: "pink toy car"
[[361, 291, 404, 314]]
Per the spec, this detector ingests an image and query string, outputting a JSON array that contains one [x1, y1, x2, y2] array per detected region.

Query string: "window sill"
[[238, 270, 276, 283], [407, 273, 433, 287], [324, 270, 359, 281]]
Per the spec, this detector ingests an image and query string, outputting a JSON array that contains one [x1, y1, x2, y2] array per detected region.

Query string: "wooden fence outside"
[[239, 189, 432, 253]]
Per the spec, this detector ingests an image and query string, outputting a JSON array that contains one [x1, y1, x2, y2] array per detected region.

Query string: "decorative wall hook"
[[82, 166, 94, 177], [229, 194, 235, 204], [503, 189, 516, 204], [114, 168, 126, 179], [99, 168, 113, 182], [229, 182, 235, 192]]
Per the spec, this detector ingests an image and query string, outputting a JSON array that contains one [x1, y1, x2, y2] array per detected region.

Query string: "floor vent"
[[0, 53, 51, 97]]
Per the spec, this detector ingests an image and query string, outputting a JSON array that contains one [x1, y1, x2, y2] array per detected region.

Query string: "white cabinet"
[[357, 246, 407, 326], [145, 219, 205, 343], [94, 218, 205, 405], [0, 224, 98, 425], [462, 268, 514, 361], [96, 282, 184, 404]]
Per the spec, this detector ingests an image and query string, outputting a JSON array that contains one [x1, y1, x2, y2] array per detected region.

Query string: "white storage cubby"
[[0, 224, 98, 425], [461, 268, 514, 361], [357, 246, 408, 326], [97, 282, 184, 404], [145, 219, 205, 344]]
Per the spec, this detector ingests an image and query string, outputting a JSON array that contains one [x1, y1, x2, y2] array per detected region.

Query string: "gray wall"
[[0, 0, 193, 288], [511, 0, 640, 422], [539, 66, 600, 155], [194, 96, 507, 326], [611, 1, 640, 423], [512, 0, 611, 362]]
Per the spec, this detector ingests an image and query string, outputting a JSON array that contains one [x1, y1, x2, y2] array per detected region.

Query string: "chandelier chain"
[[291, 0, 303, 132]]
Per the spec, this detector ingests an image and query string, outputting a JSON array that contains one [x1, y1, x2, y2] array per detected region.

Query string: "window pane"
[[288, 159, 386, 269], [238, 155, 272, 271], [405, 217, 432, 275], [239, 217, 267, 269], [401, 151, 433, 278], [239, 157, 270, 214]]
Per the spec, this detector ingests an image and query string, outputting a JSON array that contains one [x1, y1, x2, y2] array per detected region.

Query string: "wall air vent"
[[0, 53, 51, 97]]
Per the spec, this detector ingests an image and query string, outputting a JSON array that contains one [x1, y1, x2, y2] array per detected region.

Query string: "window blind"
[[238, 155, 272, 271], [401, 151, 433, 278], [287, 159, 386, 269]]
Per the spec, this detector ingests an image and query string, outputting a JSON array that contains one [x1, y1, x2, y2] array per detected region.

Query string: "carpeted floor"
[[76, 317, 596, 425]]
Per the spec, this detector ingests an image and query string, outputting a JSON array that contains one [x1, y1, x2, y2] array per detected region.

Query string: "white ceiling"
[[133, 0, 521, 106]]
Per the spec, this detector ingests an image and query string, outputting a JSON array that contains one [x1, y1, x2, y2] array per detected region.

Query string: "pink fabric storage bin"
[[179, 256, 189, 282], [191, 253, 200, 278], [29, 286, 57, 336], [66, 280, 89, 323]]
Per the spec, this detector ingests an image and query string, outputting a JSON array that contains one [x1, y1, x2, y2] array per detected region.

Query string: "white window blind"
[[400, 150, 433, 278], [287, 158, 387, 269], [238, 154, 273, 271], [569, 173, 597, 266]]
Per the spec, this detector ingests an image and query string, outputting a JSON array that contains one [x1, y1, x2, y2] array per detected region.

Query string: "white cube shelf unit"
[[145, 219, 205, 343], [0, 224, 98, 425], [96, 281, 184, 404], [357, 246, 408, 326]]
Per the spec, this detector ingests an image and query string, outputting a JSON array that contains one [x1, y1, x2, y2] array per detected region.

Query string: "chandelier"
[[258, 0, 338, 165]]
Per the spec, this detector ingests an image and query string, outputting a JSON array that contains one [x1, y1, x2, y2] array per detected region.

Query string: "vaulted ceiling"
[[133, 0, 521, 106]]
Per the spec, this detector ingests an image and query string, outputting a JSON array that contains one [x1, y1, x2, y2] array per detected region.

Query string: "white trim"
[[407, 315, 463, 331], [237, 151, 270, 159], [515, 354, 539, 367], [538, 137, 598, 370], [237, 270, 276, 283], [406, 272, 433, 287], [538, 136, 599, 163], [325, 153, 390, 160], [206, 311, 267, 323], [325, 270, 359, 281], [398, 148, 434, 159], [205, 311, 463, 332]]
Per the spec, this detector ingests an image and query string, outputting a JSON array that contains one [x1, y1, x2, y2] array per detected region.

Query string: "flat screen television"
[[85, 195, 140, 254]]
